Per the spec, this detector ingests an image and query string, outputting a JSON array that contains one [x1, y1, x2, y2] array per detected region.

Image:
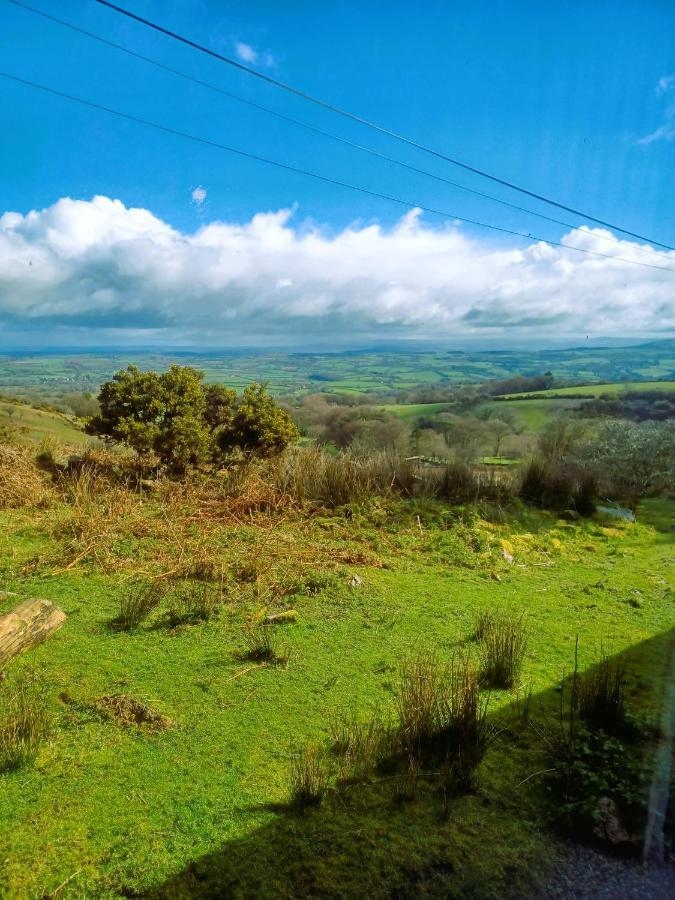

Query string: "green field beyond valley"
[[1, 340, 673, 402]]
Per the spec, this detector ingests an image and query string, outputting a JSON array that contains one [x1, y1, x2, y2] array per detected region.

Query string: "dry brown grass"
[[0, 445, 55, 509]]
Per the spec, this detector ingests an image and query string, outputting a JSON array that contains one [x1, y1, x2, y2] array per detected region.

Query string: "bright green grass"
[[0, 495, 672, 898], [0, 400, 90, 446], [490, 398, 585, 430], [376, 401, 452, 420], [501, 380, 675, 399]]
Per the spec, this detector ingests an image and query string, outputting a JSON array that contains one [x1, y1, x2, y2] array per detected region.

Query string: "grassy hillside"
[[0, 398, 89, 446], [0, 452, 672, 897], [377, 401, 452, 420], [500, 380, 675, 399], [491, 398, 586, 430]]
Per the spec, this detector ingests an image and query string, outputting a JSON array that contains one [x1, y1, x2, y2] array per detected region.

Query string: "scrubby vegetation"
[[0, 675, 51, 773], [86, 365, 298, 471], [0, 362, 672, 897]]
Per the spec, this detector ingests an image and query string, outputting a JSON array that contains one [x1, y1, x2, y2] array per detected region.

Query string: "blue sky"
[[0, 0, 674, 348]]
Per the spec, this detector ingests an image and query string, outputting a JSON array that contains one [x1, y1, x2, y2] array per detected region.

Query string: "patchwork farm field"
[[1, 339, 673, 401], [0, 481, 672, 898]]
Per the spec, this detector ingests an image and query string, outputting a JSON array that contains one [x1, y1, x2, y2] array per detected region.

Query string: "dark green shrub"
[[574, 472, 598, 517], [88, 367, 298, 472], [218, 383, 299, 459], [520, 459, 575, 510], [87, 365, 211, 472]]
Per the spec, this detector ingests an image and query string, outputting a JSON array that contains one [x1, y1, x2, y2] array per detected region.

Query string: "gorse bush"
[[477, 611, 527, 689], [0, 676, 51, 773], [86, 365, 298, 472]]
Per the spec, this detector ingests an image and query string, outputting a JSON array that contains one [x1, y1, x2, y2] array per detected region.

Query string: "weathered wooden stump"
[[0, 597, 66, 669]]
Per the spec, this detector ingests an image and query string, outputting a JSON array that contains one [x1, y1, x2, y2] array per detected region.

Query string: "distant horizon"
[[0, 334, 673, 358]]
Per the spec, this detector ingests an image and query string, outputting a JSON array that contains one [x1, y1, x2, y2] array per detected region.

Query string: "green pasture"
[[0, 494, 672, 898]]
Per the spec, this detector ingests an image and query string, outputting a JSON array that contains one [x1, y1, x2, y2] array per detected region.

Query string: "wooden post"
[[0, 598, 66, 669]]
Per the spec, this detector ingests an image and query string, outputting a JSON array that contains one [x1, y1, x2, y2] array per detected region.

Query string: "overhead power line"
[[92, 0, 675, 253], [1, 69, 673, 274], [9, 0, 672, 265]]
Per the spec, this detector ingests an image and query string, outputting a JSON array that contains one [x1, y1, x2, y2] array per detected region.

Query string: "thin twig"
[[49, 868, 83, 898], [226, 663, 269, 682], [515, 768, 556, 787]]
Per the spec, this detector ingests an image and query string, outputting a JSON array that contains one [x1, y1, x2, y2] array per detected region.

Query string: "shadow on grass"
[[142, 629, 674, 900], [638, 497, 675, 544]]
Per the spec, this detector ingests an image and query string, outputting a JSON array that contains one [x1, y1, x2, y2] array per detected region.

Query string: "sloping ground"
[[500, 381, 675, 400], [0, 496, 672, 898], [0, 398, 89, 446]]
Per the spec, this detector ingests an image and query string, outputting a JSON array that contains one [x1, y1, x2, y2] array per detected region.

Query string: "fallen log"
[[0, 598, 66, 669]]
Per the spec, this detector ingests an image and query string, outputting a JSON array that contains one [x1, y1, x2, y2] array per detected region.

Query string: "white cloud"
[[234, 41, 274, 67], [235, 42, 257, 63], [638, 74, 675, 144], [0, 195, 673, 346], [191, 186, 207, 206]]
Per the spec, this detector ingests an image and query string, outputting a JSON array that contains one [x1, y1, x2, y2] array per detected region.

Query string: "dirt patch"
[[95, 694, 174, 731]]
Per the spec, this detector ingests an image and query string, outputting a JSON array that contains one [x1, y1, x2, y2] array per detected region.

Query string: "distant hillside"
[[0, 338, 673, 400], [0, 396, 90, 446], [499, 380, 675, 400]]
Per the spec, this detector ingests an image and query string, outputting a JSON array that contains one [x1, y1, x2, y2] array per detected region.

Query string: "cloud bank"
[[0, 195, 673, 348]]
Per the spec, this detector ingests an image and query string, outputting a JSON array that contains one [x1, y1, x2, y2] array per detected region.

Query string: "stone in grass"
[[263, 609, 298, 625], [95, 694, 174, 731], [349, 574, 363, 589]]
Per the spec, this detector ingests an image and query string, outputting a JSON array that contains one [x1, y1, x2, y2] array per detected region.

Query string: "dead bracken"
[[94, 694, 174, 731]]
